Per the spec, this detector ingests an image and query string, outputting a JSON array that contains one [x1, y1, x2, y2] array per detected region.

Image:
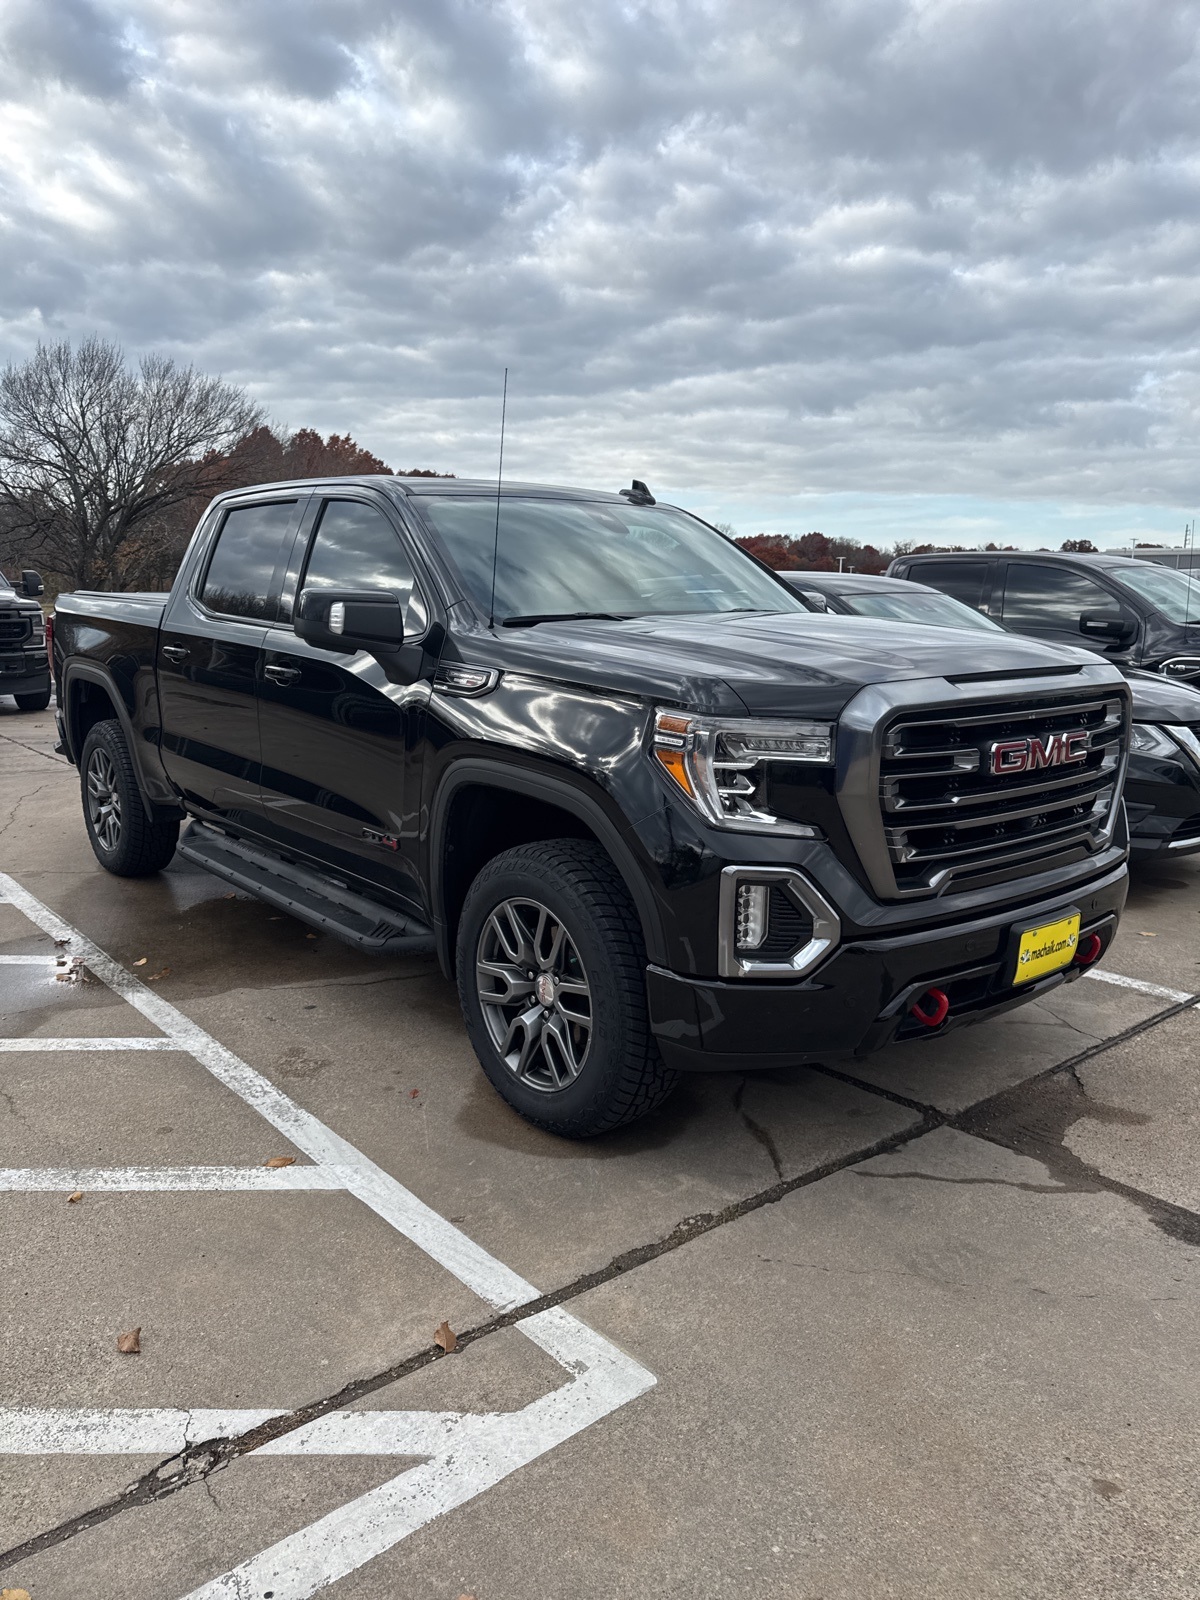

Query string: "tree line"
[[733, 530, 1101, 572], [0, 337, 450, 594]]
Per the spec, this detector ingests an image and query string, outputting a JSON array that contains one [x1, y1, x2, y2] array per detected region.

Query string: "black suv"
[[53, 478, 1131, 1135], [0, 567, 50, 711], [887, 550, 1200, 682]]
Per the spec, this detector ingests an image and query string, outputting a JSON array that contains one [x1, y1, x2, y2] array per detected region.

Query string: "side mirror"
[[295, 589, 404, 654], [20, 569, 44, 598], [1079, 612, 1134, 645]]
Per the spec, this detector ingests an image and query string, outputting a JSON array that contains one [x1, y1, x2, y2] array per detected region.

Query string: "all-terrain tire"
[[14, 688, 51, 712], [456, 838, 679, 1137], [80, 719, 180, 877]]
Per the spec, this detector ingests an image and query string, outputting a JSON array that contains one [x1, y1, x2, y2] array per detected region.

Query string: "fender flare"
[[61, 661, 166, 819], [429, 757, 668, 974]]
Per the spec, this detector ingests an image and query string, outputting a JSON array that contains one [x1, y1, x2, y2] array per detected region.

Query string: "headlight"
[[652, 708, 832, 836], [1166, 725, 1200, 768], [1130, 723, 1184, 759]]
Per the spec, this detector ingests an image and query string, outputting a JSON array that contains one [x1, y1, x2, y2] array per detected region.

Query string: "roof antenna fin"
[[619, 478, 655, 506], [488, 368, 509, 629]]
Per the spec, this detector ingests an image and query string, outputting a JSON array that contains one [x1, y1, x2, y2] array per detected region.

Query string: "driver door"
[[254, 491, 438, 911], [998, 562, 1139, 657]]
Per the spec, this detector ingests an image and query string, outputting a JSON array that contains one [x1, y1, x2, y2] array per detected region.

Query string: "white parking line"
[[0, 870, 656, 1596], [1084, 968, 1198, 1005], [0, 1165, 343, 1191]]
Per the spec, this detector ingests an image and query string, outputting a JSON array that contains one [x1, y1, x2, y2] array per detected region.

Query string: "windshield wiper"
[[500, 612, 633, 627]]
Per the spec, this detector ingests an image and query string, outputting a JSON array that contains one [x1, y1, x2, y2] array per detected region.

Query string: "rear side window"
[[300, 499, 428, 635], [1001, 564, 1124, 630], [201, 502, 297, 620], [912, 562, 989, 610]]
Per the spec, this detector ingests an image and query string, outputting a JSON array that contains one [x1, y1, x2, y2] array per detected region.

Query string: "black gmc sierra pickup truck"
[[53, 475, 1132, 1135]]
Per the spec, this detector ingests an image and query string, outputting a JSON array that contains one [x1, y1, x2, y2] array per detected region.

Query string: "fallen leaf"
[[2, 1588, 34, 1600], [67, 1190, 83, 1204], [117, 1327, 141, 1355], [133, 956, 148, 966], [1138, 931, 1157, 937], [223, 891, 236, 899], [434, 1320, 457, 1353], [306, 932, 318, 939], [268, 916, 282, 921], [264, 1155, 296, 1169], [146, 966, 172, 982], [409, 1088, 420, 1099], [54, 937, 69, 947]]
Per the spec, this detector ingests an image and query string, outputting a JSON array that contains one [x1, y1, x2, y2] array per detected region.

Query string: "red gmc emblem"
[[990, 729, 1090, 776]]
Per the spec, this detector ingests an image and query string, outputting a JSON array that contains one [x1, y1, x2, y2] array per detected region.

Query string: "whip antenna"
[[488, 368, 508, 628]]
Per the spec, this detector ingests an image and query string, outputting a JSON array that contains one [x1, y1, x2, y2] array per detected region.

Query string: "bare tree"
[[0, 337, 263, 589]]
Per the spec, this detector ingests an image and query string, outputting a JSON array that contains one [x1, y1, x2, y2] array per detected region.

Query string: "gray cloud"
[[1, 0, 1199, 524]]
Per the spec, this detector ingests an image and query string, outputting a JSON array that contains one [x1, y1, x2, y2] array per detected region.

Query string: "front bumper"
[[646, 860, 1128, 1070], [1126, 756, 1200, 858], [0, 657, 51, 697]]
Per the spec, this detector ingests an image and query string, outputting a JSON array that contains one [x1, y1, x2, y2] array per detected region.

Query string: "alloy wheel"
[[86, 746, 122, 853], [475, 896, 593, 1092]]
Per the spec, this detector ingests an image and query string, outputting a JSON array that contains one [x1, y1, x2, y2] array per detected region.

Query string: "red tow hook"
[[909, 987, 950, 1028], [1075, 932, 1104, 967]]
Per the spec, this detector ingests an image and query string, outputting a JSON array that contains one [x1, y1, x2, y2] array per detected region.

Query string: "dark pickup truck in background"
[[52, 476, 1132, 1135], [783, 570, 1200, 860], [888, 550, 1200, 683], [0, 566, 50, 712]]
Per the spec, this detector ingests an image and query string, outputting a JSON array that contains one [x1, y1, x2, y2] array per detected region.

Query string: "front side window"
[[845, 592, 1004, 631], [417, 496, 805, 620], [300, 499, 428, 636], [201, 501, 297, 620], [1001, 565, 1123, 631]]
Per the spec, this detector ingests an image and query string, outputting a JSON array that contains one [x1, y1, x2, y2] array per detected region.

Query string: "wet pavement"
[[2, 695, 1199, 1599]]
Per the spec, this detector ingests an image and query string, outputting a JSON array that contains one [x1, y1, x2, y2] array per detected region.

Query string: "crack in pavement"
[[732, 1075, 784, 1180], [4, 984, 1200, 1577]]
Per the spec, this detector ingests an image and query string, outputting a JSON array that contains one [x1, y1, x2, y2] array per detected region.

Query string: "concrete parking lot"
[[2, 695, 1199, 1600]]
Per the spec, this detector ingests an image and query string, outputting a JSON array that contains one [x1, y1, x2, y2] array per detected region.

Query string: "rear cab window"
[[199, 501, 301, 621]]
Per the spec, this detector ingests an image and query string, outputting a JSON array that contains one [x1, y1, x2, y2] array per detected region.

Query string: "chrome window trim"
[[718, 866, 841, 980]]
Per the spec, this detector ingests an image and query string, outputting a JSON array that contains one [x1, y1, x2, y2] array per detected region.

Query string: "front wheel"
[[457, 839, 679, 1137], [80, 719, 180, 877], [14, 687, 51, 712]]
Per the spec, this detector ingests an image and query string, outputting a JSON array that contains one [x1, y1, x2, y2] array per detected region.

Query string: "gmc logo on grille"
[[989, 730, 1090, 776]]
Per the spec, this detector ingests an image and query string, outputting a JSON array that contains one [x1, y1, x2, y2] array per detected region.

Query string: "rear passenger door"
[[997, 563, 1139, 656], [157, 495, 305, 827], [254, 491, 438, 910], [907, 560, 995, 618]]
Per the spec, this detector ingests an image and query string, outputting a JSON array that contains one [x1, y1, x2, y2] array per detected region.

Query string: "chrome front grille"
[[878, 692, 1125, 893]]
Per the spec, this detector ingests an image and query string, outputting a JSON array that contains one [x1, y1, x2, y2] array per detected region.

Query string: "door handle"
[[161, 645, 189, 663], [263, 663, 301, 686]]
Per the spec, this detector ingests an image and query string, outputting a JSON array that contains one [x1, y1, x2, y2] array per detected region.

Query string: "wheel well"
[[440, 784, 601, 967], [69, 677, 121, 754]]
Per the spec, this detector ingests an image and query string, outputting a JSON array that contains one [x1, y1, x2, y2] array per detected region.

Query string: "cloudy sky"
[[2, 0, 1199, 549]]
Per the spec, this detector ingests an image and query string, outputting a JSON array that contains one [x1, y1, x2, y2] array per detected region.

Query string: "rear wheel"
[[457, 839, 678, 1137], [80, 719, 179, 877], [14, 688, 51, 712]]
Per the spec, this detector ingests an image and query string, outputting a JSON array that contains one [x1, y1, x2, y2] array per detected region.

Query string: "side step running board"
[[178, 823, 435, 956]]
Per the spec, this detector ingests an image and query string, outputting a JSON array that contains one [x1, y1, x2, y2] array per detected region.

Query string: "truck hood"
[[483, 611, 1107, 717]]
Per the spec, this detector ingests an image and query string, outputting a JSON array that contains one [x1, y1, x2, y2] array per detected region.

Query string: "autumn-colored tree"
[[736, 534, 799, 570]]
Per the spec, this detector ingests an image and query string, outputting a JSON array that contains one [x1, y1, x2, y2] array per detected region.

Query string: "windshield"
[[418, 496, 805, 621], [0, 572, 13, 594], [1112, 564, 1200, 625], [841, 590, 1003, 630]]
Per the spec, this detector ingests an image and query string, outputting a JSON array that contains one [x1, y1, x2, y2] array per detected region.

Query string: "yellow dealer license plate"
[[1014, 913, 1081, 985]]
